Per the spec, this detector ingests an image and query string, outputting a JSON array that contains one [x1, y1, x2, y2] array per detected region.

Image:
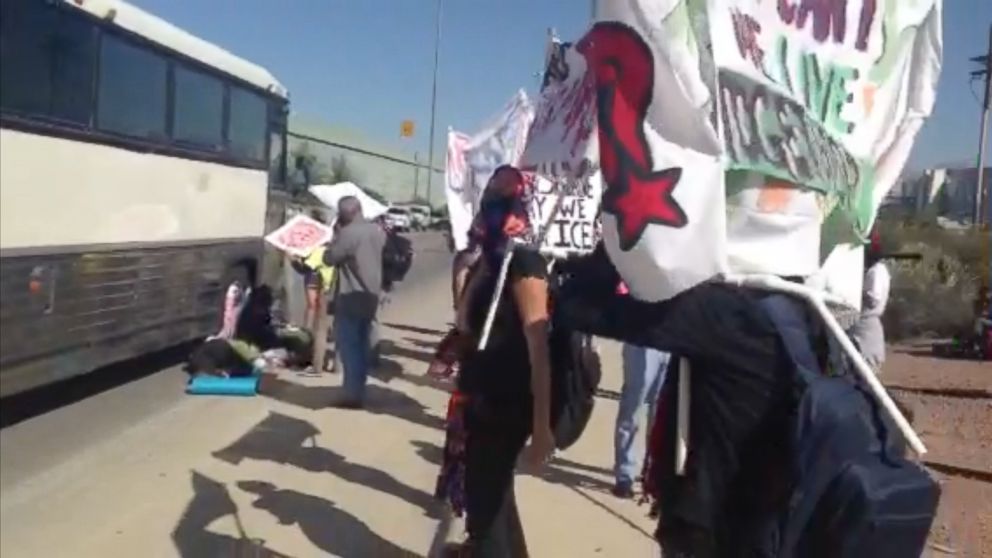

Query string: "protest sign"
[[264, 214, 333, 258], [527, 173, 602, 257], [520, 37, 598, 180]]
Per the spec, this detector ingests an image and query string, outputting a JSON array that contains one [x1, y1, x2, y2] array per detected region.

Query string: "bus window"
[[228, 85, 267, 162], [268, 103, 288, 187], [97, 34, 167, 139], [0, 0, 95, 124], [173, 64, 224, 149]]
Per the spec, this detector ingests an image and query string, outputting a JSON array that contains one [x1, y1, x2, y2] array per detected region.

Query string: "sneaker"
[[612, 480, 635, 499]]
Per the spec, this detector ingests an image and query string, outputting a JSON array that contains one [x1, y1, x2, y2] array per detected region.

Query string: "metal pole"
[[413, 152, 420, 199], [425, 0, 442, 209], [974, 24, 991, 225]]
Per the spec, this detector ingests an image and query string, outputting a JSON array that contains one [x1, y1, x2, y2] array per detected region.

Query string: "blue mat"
[[186, 371, 262, 396]]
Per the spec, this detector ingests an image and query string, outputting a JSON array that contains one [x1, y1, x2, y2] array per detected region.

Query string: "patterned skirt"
[[434, 390, 469, 516]]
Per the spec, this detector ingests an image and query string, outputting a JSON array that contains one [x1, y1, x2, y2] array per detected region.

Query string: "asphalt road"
[[0, 233, 454, 495]]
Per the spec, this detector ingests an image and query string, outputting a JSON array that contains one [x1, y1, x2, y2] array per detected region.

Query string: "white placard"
[[527, 173, 602, 257], [264, 214, 333, 258]]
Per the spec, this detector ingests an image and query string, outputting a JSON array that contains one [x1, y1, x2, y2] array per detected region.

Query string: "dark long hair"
[[468, 166, 532, 268]]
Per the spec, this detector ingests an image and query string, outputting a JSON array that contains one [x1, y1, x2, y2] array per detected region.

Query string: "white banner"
[[445, 129, 474, 251], [445, 90, 535, 251], [529, 0, 943, 304], [580, 7, 729, 302], [711, 0, 943, 293], [520, 39, 599, 178]]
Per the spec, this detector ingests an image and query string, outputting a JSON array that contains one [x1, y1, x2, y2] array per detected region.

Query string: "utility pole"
[[413, 152, 420, 199], [425, 0, 442, 209], [971, 24, 991, 225]]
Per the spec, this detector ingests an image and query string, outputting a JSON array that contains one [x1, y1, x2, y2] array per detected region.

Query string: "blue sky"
[[132, 0, 989, 171]]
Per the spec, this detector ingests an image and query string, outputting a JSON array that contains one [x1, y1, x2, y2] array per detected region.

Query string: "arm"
[[290, 257, 310, 275], [513, 275, 555, 468], [862, 265, 890, 313], [322, 228, 356, 267], [452, 249, 480, 311]]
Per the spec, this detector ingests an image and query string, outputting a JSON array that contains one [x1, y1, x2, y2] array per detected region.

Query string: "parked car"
[[407, 206, 433, 230], [384, 207, 412, 232]]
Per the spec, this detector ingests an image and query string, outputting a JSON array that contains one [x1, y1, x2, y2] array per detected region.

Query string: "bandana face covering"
[[468, 169, 533, 269]]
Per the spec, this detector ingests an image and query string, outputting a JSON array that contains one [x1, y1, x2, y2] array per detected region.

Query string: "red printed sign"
[[264, 215, 334, 257]]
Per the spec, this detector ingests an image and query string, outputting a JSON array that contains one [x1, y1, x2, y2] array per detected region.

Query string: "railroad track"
[[888, 385, 992, 401], [924, 461, 992, 483]]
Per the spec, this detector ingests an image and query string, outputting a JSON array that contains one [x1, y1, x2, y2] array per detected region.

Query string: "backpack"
[[382, 231, 413, 290], [549, 289, 602, 450]]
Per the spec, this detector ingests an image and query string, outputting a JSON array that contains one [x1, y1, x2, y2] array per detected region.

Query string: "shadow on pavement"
[[405, 336, 441, 350], [172, 471, 290, 557], [552, 456, 614, 478], [1, 342, 194, 428], [595, 387, 622, 401], [238, 480, 419, 557], [383, 322, 448, 337], [410, 440, 613, 494], [214, 412, 441, 518], [372, 356, 453, 392], [380, 341, 436, 365], [261, 375, 444, 431]]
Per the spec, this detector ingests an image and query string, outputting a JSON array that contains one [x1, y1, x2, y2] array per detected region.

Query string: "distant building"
[[885, 167, 990, 226], [285, 114, 445, 207]]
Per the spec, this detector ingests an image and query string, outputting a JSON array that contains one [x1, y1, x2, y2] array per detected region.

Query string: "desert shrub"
[[879, 220, 989, 340]]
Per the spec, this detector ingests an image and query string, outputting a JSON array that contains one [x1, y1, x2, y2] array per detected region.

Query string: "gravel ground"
[[883, 346, 991, 557]]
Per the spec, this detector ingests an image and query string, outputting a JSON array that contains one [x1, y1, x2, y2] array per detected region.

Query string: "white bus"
[[0, 0, 289, 396]]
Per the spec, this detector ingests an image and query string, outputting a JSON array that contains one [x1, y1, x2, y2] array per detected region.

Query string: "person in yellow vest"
[[294, 245, 338, 372]]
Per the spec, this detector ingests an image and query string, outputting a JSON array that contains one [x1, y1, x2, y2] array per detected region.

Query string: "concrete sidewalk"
[[0, 259, 660, 557]]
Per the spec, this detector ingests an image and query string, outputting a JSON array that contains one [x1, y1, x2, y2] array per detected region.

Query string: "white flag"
[[445, 129, 474, 251], [709, 0, 942, 306], [520, 38, 598, 181], [583, 4, 728, 302], [446, 91, 535, 251], [576, 0, 941, 305]]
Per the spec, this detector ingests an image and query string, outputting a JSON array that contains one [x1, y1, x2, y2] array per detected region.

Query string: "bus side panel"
[[0, 240, 260, 397], [0, 129, 268, 251]]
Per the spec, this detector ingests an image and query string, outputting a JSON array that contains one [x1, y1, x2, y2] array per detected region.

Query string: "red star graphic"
[[603, 166, 686, 251], [580, 22, 689, 252]]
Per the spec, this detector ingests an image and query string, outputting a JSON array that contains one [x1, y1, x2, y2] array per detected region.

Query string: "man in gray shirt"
[[323, 196, 386, 407]]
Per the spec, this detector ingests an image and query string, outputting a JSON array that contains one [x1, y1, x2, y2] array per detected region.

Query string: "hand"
[[521, 425, 555, 470]]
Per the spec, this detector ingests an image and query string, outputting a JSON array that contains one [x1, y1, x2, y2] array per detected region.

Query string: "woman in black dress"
[[450, 165, 554, 556]]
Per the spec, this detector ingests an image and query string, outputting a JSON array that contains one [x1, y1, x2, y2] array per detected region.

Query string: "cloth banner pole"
[[477, 241, 519, 351], [724, 274, 927, 456], [675, 357, 691, 476], [476, 187, 567, 351]]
